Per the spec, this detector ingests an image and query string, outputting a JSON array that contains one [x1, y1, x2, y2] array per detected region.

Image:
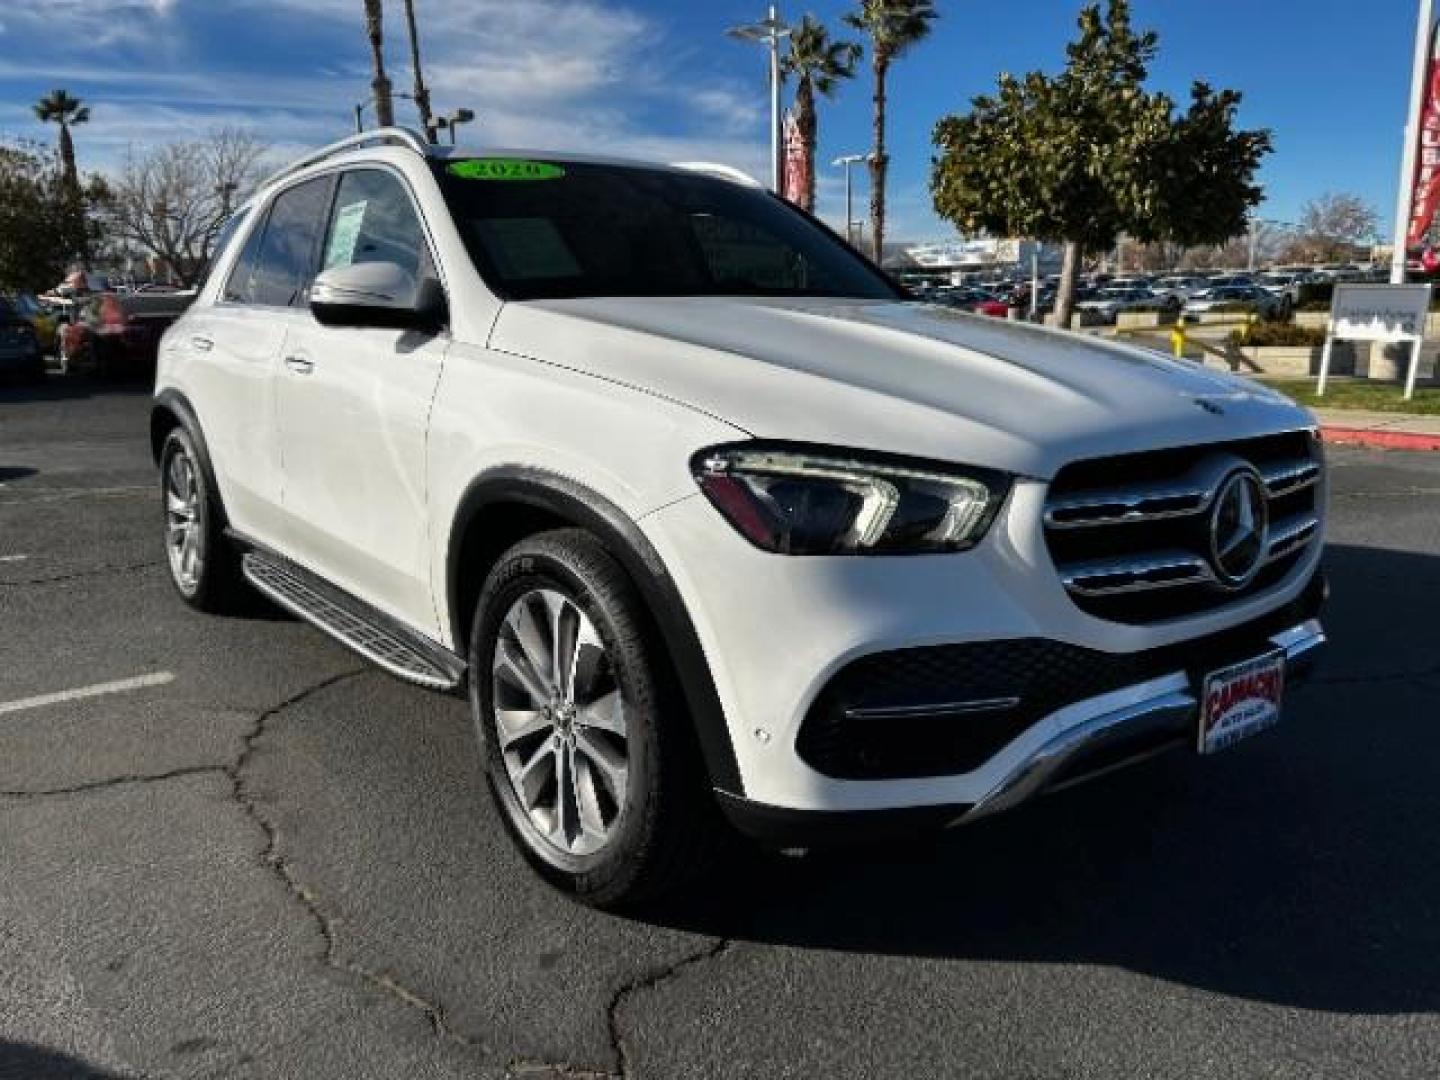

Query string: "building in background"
[[883, 237, 1061, 284]]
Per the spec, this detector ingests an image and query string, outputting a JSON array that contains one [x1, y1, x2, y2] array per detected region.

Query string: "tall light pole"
[[728, 5, 791, 193], [1393, 0, 1436, 283], [833, 153, 871, 246], [1248, 217, 1299, 272]]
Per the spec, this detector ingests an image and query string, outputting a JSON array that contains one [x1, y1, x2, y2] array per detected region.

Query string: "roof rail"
[[671, 161, 763, 188], [262, 127, 431, 190]]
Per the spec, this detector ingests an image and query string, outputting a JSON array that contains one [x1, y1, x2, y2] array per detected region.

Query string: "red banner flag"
[[1408, 21, 1440, 247]]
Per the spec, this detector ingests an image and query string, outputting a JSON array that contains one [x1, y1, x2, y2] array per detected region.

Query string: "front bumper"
[[641, 483, 1326, 814], [719, 616, 1325, 846]]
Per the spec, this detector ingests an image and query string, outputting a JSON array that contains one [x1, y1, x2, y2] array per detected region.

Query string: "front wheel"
[[469, 529, 724, 908]]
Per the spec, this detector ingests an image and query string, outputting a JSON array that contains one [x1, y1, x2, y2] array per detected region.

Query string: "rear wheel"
[[159, 427, 248, 613], [469, 529, 724, 908]]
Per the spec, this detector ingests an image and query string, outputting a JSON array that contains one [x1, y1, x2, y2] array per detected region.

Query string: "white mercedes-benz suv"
[[153, 129, 1327, 906]]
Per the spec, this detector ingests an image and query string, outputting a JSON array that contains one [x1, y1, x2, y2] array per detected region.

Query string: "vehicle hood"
[[489, 296, 1314, 479]]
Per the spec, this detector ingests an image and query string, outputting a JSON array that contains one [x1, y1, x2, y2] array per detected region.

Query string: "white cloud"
[[0, 0, 773, 182]]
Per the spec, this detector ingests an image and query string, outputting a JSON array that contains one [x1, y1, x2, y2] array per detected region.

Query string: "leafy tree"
[[33, 89, 90, 192], [0, 142, 100, 292], [363, 0, 395, 127], [931, 0, 1271, 328], [1292, 192, 1380, 263], [844, 0, 938, 261], [781, 15, 861, 214]]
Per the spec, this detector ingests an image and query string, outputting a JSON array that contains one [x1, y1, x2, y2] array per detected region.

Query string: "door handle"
[[191, 335, 214, 352], [284, 355, 314, 375]]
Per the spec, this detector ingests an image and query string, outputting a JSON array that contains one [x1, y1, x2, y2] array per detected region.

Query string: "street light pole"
[[728, 5, 791, 193], [832, 154, 868, 246], [1394, 0, 1436, 283]]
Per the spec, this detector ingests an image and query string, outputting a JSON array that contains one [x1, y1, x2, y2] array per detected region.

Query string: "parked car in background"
[[59, 289, 196, 377], [1153, 276, 1211, 303], [1204, 274, 1256, 291], [0, 296, 44, 384], [1105, 276, 1153, 292], [931, 287, 1010, 318], [1075, 287, 1167, 324], [7, 293, 60, 354], [1183, 284, 1284, 320], [1256, 272, 1310, 307]]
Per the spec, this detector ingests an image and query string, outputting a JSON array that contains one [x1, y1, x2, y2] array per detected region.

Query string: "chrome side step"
[[241, 550, 465, 691]]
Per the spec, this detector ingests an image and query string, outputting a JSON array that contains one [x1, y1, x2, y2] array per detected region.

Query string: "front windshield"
[[433, 158, 900, 302]]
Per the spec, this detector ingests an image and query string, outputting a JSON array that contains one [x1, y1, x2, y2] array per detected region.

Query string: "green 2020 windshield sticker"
[[448, 158, 566, 181]]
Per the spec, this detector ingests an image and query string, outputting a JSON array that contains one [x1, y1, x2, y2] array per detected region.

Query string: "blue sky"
[[0, 0, 1421, 241]]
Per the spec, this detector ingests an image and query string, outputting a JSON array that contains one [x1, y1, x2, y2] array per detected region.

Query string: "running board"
[[241, 550, 465, 691]]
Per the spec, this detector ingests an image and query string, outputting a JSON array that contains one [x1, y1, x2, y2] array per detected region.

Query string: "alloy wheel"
[[491, 588, 630, 857], [164, 447, 204, 593]]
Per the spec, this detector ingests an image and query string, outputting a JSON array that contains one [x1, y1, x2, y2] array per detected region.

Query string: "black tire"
[[468, 528, 725, 908], [159, 427, 249, 613]]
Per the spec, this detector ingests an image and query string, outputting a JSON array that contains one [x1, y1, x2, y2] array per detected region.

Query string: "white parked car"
[[1153, 275, 1211, 303], [1184, 285, 1286, 319], [152, 130, 1328, 906], [1256, 272, 1310, 306]]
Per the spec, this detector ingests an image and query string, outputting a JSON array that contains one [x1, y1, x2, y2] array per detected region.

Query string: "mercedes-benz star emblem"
[[1208, 469, 1270, 590]]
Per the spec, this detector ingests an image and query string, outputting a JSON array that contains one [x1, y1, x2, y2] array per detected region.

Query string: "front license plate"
[[1198, 650, 1285, 755]]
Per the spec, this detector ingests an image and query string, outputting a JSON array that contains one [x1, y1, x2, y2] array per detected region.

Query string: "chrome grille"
[[1043, 431, 1322, 625]]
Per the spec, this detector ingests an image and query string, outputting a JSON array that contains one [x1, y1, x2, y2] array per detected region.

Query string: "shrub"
[[1229, 322, 1326, 348]]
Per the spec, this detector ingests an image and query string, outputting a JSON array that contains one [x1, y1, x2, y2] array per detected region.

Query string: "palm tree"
[[362, 0, 395, 127], [843, 0, 938, 262], [33, 89, 90, 191], [781, 15, 860, 214], [401, 0, 434, 132]]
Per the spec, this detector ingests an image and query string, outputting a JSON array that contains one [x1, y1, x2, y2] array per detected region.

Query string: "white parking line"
[[0, 672, 175, 717], [0, 555, 29, 563]]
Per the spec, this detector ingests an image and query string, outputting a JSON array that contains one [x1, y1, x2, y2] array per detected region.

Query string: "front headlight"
[[693, 444, 1011, 555]]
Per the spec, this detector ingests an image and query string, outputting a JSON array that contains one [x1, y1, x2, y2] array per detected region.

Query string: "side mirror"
[[309, 261, 446, 332]]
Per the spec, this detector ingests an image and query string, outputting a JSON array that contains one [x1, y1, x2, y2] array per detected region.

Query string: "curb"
[[1321, 426, 1440, 452]]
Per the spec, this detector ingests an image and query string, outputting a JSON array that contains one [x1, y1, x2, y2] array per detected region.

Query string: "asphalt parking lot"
[[1, 379, 1438, 1079]]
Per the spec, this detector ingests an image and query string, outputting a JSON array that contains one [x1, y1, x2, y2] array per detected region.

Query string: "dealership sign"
[[1319, 283, 1434, 400]]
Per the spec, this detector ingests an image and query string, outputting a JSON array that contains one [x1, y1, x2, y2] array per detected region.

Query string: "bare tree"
[[111, 129, 268, 286], [1294, 192, 1380, 263]]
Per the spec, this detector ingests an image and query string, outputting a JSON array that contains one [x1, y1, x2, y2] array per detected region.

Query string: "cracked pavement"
[[2, 381, 1438, 1078]]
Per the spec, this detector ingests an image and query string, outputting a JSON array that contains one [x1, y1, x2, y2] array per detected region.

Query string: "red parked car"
[[933, 287, 1010, 318], [58, 290, 194, 378]]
